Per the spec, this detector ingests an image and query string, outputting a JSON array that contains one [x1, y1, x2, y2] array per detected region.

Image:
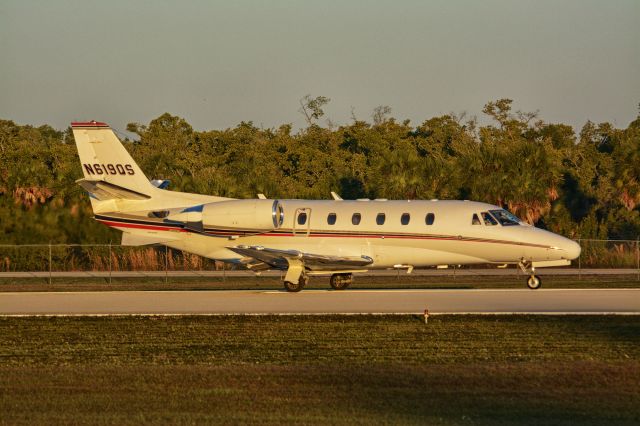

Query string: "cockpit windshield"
[[481, 212, 498, 226], [489, 209, 522, 226]]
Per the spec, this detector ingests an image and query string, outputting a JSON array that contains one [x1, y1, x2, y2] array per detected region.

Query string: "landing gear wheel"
[[330, 273, 352, 290], [284, 275, 308, 292], [526, 275, 542, 290]]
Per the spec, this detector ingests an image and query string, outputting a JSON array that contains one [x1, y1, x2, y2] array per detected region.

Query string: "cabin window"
[[401, 213, 410, 225], [352, 213, 361, 225], [327, 213, 337, 225], [376, 213, 386, 225], [472, 213, 481, 225], [481, 211, 498, 226], [425, 213, 435, 225], [489, 209, 521, 226], [297, 212, 307, 225]]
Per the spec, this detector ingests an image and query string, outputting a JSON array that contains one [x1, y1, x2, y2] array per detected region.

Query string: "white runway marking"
[[0, 289, 639, 316]]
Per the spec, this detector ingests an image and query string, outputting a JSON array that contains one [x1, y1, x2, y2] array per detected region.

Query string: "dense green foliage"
[[1, 98, 639, 244]]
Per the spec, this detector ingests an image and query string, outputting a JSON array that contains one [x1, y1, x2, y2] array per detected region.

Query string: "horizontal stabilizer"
[[76, 179, 151, 201], [121, 232, 178, 246]]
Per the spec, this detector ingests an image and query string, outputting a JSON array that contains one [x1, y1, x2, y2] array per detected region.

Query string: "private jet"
[[71, 121, 581, 292]]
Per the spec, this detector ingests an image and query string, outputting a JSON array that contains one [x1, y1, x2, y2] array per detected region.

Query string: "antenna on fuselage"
[[330, 191, 343, 201]]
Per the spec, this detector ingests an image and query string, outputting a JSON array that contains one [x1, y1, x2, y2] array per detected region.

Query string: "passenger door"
[[293, 208, 312, 237]]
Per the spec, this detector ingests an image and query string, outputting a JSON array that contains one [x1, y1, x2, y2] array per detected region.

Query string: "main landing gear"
[[519, 260, 542, 290], [284, 274, 308, 292], [330, 273, 353, 290], [282, 273, 354, 292]]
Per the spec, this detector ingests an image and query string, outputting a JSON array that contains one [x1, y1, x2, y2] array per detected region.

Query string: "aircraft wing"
[[227, 245, 373, 271]]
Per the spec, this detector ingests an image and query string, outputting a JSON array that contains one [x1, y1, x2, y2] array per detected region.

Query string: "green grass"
[[0, 273, 639, 292], [1, 315, 639, 424]]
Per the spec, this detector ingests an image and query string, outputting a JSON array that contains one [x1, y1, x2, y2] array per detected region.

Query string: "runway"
[[1, 289, 639, 315]]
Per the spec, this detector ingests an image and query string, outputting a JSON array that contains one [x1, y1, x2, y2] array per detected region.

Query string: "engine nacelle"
[[163, 199, 284, 233], [203, 199, 284, 231]]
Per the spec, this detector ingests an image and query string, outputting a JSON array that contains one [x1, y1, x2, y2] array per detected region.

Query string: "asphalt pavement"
[[1, 288, 638, 315]]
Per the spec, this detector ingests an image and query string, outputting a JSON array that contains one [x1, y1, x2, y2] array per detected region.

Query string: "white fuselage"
[[99, 199, 580, 269]]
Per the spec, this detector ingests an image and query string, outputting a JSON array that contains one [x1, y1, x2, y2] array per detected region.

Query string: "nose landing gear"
[[526, 274, 542, 289], [519, 260, 542, 290]]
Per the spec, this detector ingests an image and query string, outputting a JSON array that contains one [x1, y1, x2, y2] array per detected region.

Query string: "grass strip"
[[0, 315, 638, 425]]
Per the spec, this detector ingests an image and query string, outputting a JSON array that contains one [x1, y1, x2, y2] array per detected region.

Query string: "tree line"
[[1, 98, 639, 246]]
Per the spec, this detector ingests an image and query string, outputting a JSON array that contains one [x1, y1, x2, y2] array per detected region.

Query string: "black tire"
[[330, 273, 352, 290], [526, 275, 542, 290], [283, 281, 302, 292], [284, 275, 307, 292]]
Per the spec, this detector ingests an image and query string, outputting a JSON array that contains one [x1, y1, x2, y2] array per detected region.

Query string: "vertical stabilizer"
[[71, 121, 154, 196]]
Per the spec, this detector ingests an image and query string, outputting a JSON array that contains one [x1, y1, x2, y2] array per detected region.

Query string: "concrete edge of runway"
[[3, 312, 640, 317], [2, 287, 639, 295]]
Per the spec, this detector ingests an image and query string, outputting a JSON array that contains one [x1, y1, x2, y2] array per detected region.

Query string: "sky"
[[1, 0, 638, 133]]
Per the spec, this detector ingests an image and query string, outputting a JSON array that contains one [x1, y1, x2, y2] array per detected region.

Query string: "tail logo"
[[84, 163, 135, 175]]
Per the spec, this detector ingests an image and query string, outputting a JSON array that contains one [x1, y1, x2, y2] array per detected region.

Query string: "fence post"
[[48, 242, 52, 285], [636, 236, 640, 281], [165, 245, 168, 285], [578, 238, 581, 281], [108, 242, 112, 285]]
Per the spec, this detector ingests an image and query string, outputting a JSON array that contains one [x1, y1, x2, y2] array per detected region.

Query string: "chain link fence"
[[0, 244, 229, 283], [576, 239, 640, 269], [0, 239, 638, 283]]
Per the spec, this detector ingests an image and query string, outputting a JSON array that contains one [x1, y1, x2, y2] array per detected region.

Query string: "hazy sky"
[[1, 0, 638, 132]]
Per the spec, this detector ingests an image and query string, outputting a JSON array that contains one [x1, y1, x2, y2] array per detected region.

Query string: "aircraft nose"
[[561, 239, 582, 260]]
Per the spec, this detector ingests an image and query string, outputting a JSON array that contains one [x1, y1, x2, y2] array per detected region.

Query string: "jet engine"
[[161, 199, 284, 233]]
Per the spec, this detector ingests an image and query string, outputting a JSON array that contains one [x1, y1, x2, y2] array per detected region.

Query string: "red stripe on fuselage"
[[98, 220, 187, 233]]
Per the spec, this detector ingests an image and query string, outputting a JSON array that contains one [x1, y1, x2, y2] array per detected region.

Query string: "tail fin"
[[71, 121, 154, 197], [72, 120, 231, 215]]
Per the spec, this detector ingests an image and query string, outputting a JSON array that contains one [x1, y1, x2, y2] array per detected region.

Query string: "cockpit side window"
[[489, 209, 521, 226], [481, 211, 498, 226], [472, 213, 481, 225]]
